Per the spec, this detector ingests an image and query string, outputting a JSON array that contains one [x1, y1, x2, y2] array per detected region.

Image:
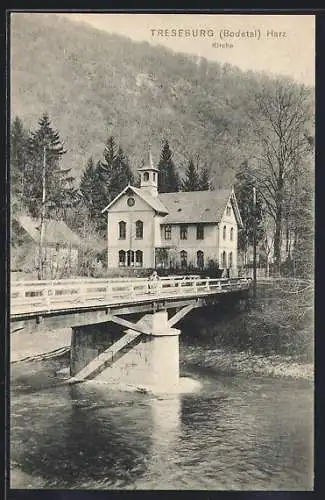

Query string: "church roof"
[[158, 189, 243, 226], [102, 184, 243, 227], [131, 186, 168, 214], [101, 184, 168, 214]]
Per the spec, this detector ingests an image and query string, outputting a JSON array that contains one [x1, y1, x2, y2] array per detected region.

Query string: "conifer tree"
[[234, 164, 264, 263], [157, 139, 180, 193], [181, 158, 201, 191], [99, 136, 134, 204], [82, 136, 134, 233], [24, 112, 76, 219], [10, 116, 30, 213], [199, 166, 211, 191], [79, 156, 102, 221]]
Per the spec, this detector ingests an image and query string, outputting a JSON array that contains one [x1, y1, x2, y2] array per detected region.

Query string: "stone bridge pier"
[[70, 310, 181, 393]]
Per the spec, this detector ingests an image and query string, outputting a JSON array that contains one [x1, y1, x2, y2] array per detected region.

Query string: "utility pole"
[[252, 185, 257, 298], [38, 145, 46, 280]]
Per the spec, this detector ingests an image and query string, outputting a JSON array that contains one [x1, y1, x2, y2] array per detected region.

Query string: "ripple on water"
[[82, 376, 202, 396]]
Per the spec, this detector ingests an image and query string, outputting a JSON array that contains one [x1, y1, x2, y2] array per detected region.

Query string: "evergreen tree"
[[234, 163, 264, 263], [199, 166, 211, 191], [99, 136, 134, 204], [157, 139, 180, 193], [82, 136, 134, 233], [79, 156, 102, 221], [181, 158, 201, 191], [24, 112, 76, 219], [10, 116, 30, 214]]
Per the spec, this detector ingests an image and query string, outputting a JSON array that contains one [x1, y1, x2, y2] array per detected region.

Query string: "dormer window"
[[143, 171, 149, 182]]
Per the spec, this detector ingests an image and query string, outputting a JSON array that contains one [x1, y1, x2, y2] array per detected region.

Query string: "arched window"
[[136, 220, 143, 239], [153, 172, 156, 181], [180, 250, 188, 269], [164, 225, 171, 240], [223, 225, 227, 240], [127, 250, 134, 267], [135, 250, 143, 267], [226, 206, 231, 216], [229, 251, 233, 268], [222, 251, 227, 269], [119, 250, 126, 267], [197, 250, 204, 269], [230, 227, 234, 241], [143, 171, 149, 182], [119, 221, 126, 239]]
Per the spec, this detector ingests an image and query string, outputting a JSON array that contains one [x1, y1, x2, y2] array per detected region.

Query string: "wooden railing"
[[10, 276, 252, 316]]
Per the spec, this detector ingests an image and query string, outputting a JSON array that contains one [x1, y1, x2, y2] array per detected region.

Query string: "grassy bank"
[[180, 345, 313, 381], [180, 279, 314, 380]]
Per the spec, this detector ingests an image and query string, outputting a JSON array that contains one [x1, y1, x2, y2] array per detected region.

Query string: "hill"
[[10, 13, 307, 188]]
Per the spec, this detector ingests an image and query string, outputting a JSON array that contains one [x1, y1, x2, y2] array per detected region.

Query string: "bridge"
[[11, 276, 252, 392]]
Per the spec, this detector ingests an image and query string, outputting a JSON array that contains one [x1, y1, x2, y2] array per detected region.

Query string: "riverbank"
[[180, 345, 313, 381]]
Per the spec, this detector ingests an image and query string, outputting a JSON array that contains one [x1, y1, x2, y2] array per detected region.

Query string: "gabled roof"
[[158, 188, 243, 227], [102, 184, 168, 215], [14, 215, 82, 246]]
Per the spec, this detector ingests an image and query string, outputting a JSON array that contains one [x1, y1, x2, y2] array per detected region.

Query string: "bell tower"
[[138, 146, 159, 198]]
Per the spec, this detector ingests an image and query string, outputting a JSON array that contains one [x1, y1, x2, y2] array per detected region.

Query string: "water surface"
[[11, 357, 313, 490]]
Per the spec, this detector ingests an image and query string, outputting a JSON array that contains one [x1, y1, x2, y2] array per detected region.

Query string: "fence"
[[11, 276, 252, 315]]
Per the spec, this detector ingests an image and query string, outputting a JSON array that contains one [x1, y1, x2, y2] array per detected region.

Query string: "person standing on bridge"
[[148, 270, 160, 294]]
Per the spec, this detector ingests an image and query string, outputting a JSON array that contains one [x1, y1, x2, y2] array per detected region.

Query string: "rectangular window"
[[164, 225, 171, 240], [180, 225, 188, 240], [196, 224, 204, 240]]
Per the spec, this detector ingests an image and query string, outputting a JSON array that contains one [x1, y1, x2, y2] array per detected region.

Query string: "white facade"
[[103, 159, 242, 273], [106, 190, 156, 268]]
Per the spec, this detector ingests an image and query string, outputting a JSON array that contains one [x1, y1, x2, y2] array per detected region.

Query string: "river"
[[10, 347, 313, 490]]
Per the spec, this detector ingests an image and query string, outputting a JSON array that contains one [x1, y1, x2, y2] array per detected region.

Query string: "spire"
[[148, 143, 154, 169], [137, 143, 159, 197]]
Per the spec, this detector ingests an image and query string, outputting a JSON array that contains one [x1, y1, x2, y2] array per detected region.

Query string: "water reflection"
[[10, 362, 313, 490]]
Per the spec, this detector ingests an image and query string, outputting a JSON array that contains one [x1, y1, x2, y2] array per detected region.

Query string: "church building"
[[102, 150, 243, 273]]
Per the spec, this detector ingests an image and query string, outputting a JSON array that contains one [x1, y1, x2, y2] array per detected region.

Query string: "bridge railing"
[[11, 276, 252, 315]]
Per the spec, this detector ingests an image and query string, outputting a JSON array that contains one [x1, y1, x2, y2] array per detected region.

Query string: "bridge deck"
[[11, 276, 251, 320]]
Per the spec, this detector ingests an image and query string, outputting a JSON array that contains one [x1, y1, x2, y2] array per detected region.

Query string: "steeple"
[[137, 145, 159, 198]]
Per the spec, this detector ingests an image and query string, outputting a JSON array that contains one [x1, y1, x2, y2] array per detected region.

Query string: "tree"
[[291, 159, 314, 279], [157, 139, 180, 193], [181, 157, 201, 191], [79, 156, 102, 222], [24, 112, 75, 219], [234, 163, 264, 266], [99, 136, 134, 202], [81, 136, 134, 233], [10, 116, 30, 214], [199, 166, 211, 190], [247, 78, 313, 271]]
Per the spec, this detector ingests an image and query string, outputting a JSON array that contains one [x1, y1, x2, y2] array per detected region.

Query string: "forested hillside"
[[10, 13, 282, 187], [11, 13, 314, 279]]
